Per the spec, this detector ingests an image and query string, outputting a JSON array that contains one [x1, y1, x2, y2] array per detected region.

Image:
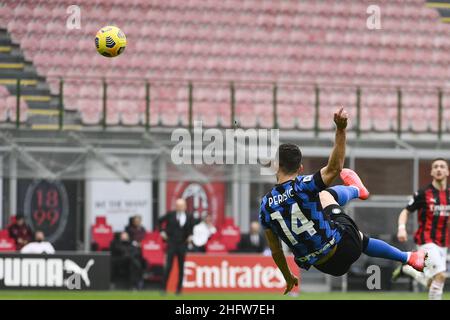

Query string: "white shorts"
[[418, 243, 448, 279]]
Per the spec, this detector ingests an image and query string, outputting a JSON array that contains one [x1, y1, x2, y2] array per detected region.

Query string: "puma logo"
[[64, 259, 95, 287]]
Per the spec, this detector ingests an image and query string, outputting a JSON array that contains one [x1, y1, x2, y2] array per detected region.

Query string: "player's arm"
[[397, 209, 410, 242], [320, 107, 348, 186], [397, 190, 422, 242], [264, 229, 298, 294]]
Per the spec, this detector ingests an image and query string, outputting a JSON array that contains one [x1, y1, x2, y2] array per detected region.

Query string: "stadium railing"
[[4, 77, 447, 139]]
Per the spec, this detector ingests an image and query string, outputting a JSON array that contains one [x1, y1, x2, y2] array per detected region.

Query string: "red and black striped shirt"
[[406, 184, 450, 247]]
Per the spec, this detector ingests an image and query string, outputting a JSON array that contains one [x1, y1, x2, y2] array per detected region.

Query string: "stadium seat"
[[141, 235, 165, 282], [0, 238, 16, 252], [121, 106, 141, 126], [0, 100, 7, 122], [95, 216, 107, 225], [91, 216, 114, 251], [80, 100, 102, 125], [223, 217, 235, 226], [443, 106, 450, 132], [294, 106, 315, 130], [141, 237, 165, 267], [0, 230, 16, 252], [205, 235, 228, 254], [195, 102, 219, 127], [0, 5, 12, 26], [217, 224, 241, 252], [0, 230, 9, 238]]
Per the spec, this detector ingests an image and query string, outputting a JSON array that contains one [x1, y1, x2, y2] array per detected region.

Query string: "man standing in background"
[[159, 198, 195, 294], [238, 221, 266, 253], [393, 158, 449, 300]]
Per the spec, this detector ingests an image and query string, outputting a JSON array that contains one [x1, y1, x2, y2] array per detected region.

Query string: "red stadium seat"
[[26, 21, 46, 35], [81, 104, 102, 125], [205, 236, 228, 254], [0, 230, 9, 238], [223, 217, 235, 226], [141, 237, 165, 266], [32, 6, 50, 20], [91, 216, 114, 251], [0, 85, 8, 96], [0, 229, 16, 252], [0, 5, 12, 26], [217, 224, 241, 252], [143, 231, 163, 242], [121, 109, 141, 126], [294, 106, 315, 130], [95, 216, 107, 225], [13, 5, 33, 19], [105, 101, 120, 126], [0, 238, 16, 252], [0, 101, 7, 122], [206, 240, 228, 253]]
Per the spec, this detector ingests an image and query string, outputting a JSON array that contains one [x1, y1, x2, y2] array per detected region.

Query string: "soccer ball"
[[95, 26, 126, 58]]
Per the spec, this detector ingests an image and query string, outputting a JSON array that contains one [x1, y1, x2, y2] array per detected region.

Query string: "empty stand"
[[1, 0, 449, 132]]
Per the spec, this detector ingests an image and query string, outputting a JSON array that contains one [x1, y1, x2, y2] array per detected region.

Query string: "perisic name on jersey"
[[267, 187, 294, 206]]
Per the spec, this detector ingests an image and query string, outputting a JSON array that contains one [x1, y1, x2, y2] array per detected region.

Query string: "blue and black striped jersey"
[[259, 171, 343, 269]]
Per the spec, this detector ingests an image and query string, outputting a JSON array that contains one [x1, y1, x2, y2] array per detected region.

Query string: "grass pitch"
[[0, 290, 447, 300]]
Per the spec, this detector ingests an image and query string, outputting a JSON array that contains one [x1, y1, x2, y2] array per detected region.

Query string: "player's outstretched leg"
[[340, 168, 370, 200], [320, 168, 370, 206], [326, 185, 360, 206], [392, 264, 429, 287], [362, 236, 427, 272]]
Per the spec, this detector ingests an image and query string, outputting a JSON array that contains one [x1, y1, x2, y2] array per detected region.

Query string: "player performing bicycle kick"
[[259, 107, 428, 294]]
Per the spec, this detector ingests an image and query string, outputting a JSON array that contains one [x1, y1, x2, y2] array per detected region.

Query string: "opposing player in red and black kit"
[[392, 158, 449, 300]]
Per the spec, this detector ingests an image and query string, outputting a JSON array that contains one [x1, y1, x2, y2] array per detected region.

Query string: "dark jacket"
[[125, 225, 146, 243], [238, 233, 266, 253], [110, 237, 140, 259], [158, 211, 194, 246], [8, 223, 33, 250]]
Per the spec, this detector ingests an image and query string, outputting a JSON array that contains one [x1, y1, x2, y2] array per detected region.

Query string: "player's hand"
[[283, 274, 298, 295], [334, 107, 348, 130], [397, 228, 408, 242]]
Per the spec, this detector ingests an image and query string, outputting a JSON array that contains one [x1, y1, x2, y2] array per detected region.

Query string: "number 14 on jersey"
[[270, 203, 317, 245]]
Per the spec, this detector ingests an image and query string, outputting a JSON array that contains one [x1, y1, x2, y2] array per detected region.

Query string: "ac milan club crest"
[[166, 182, 225, 226]]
